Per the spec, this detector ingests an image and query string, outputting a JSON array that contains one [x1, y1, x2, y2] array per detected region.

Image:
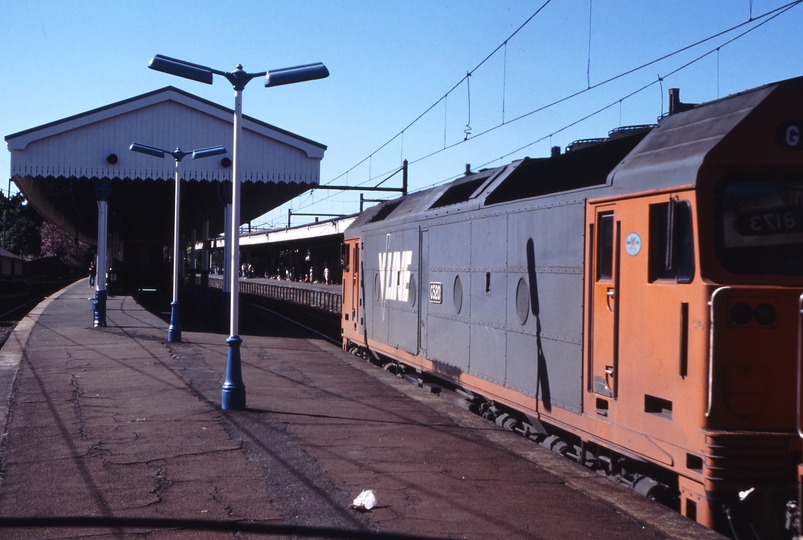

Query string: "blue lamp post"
[[129, 143, 227, 342], [148, 54, 328, 410]]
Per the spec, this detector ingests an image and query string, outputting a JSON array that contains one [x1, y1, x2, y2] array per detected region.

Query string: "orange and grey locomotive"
[[342, 76, 803, 538]]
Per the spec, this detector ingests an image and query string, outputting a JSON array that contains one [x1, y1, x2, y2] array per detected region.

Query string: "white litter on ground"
[[351, 489, 378, 511]]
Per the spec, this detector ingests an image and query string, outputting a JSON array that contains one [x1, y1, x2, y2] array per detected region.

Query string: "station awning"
[[5, 86, 326, 245]]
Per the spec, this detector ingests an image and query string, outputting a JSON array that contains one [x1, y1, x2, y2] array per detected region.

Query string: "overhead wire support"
[[315, 160, 408, 196], [716, 48, 721, 98], [464, 72, 472, 140], [360, 194, 392, 212], [443, 94, 448, 149], [502, 41, 508, 124], [287, 210, 345, 228], [587, 0, 593, 88], [285, 160, 409, 223]]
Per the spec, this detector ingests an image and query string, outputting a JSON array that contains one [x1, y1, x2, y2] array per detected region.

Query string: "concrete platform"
[[0, 281, 723, 539]]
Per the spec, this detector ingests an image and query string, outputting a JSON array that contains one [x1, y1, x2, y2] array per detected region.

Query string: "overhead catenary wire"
[[392, 2, 799, 184], [319, 0, 554, 188], [404, 0, 801, 188], [483, 5, 797, 168], [269, 2, 557, 227], [391, 2, 801, 197], [260, 0, 802, 228]]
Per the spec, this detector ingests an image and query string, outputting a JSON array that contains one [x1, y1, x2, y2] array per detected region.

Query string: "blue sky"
[[2, 0, 802, 230]]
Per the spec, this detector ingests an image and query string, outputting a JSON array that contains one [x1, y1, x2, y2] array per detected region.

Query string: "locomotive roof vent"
[[367, 200, 403, 223], [566, 138, 606, 152], [567, 124, 655, 152], [608, 125, 654, 139], [430, 171, 495, 209]]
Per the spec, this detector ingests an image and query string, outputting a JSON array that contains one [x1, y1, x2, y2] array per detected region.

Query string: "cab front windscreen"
[[715, 172, 803, 276]]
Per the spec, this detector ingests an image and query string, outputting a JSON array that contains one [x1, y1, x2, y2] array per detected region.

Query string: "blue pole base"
[[168, 301, 181, 342], [94, 290, 107, 328], [222, 335, 246, 410]]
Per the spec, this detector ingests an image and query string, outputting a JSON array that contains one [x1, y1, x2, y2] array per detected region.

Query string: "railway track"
[[242, 293, 341, 343]]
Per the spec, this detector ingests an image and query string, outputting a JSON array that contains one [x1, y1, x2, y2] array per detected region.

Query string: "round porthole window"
[[516, 277, 530, 325], [453, 275, 463, 315], [409, 275, 417, 307], [374, 273, 381, 302]]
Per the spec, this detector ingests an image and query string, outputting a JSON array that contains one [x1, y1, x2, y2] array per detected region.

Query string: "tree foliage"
[[0, 192, 93, 269], [40, 221, 93, 268], [1, 193, 43, 257]]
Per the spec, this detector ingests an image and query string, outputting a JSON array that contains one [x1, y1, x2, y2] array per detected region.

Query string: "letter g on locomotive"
[[776, 120, 803, 150]]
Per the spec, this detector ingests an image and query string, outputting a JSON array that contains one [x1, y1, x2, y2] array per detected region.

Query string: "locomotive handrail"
[[612, 222, 621, 398], [706, 287, 731, 418]]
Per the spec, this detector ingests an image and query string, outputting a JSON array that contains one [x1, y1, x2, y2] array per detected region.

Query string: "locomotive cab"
[[585, 77, 803, 536]]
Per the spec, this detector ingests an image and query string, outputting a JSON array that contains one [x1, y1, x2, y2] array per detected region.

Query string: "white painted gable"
[[6, 86, 325, 184]]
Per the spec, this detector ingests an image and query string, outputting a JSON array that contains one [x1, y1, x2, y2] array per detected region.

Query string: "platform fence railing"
[[200, 276, 342, 314]]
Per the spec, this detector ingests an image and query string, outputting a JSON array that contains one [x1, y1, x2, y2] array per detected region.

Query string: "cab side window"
[[649, 200, 694, 283], [597, 213, 615, 281], [341, 243, 350, 272]]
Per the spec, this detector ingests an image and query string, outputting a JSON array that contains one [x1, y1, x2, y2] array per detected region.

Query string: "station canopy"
[[5, 86, 326, 246]]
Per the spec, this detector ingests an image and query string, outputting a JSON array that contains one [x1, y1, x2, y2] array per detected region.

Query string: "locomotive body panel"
[[350, 188, 592, 412], [421, 218, 472, 372], [362, 225, 420, 355], [503, 200, 586, 411]]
